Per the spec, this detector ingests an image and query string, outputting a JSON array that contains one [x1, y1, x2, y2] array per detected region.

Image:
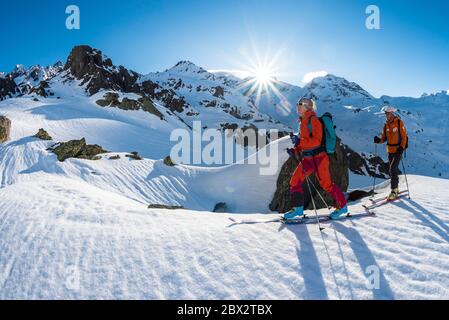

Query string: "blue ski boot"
[[283, 206, 305, 221], [329, 205, 349, 220]]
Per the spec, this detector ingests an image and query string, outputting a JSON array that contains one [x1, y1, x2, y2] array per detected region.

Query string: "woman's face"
[[385, 112, 394, 122], [296, 104, 307, 116]]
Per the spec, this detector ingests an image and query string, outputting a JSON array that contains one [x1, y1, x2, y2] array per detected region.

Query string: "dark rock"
[[109, 155, 120, 160], [0, 76, 19, 100], [204, 100, 217, 108], [212, 86, 224, 98], [96, 92, 164, 118], [0, 116, 11, 143], [213, 202, 229, 213], [163, 155, 175, 166], [64, 45, 140, 95], [125, 152, 143, 160], [342, 144, 389, 178], [347, 190, 372, 202], [148, 204, 184, 210], [138, 96, 164, 119], [140, 81, 187, 113], [269, 138, 349, 212], [119, 97, 140, 110], [30, 81, 51, 97], [50, 138, 107, 161], [34, 128, 52, 140], [63, 46, 187, 113], [78, 144, 107, 160]]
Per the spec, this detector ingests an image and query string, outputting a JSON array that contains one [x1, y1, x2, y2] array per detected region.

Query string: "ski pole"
[[307, 175, 331, 213], [401, 159, 411, 199], [305, 175, 325, 231], [371, 143, 378, 197]]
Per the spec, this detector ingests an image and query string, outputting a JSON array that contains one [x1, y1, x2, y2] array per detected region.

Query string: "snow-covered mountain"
[[0, 45, 448, 299], [1, 45, 448, 179]]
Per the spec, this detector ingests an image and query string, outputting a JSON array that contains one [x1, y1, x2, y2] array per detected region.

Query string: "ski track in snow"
[[0, 93, 448, 299]]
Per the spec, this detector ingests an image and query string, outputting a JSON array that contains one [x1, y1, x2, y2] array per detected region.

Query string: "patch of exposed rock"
[[0, 116, 11, 143], [148, 204, 184, 210], [96, 92, 164, 119], [34, 128, 52, 140], [49, 138, 107, 162]]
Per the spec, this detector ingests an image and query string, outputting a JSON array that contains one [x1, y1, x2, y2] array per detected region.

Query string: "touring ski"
[[228, 208, 375, 226]]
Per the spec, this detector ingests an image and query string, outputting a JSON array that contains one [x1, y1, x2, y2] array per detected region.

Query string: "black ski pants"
[[388, 152, 402, 190]]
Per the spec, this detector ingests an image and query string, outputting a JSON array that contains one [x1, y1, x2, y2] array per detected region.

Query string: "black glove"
[[287, 148, 295, 157], [374, 136, 381, 144], [397, 146, 403, 154]]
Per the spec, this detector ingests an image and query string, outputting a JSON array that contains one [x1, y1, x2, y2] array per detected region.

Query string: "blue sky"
[[1, 0, 448, 97]]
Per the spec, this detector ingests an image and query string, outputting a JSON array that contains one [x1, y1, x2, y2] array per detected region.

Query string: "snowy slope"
[[0, 94, 448, 299], [0, 157, 448, 299], [0, 90, 448, 299], [0, 46, 448, 299]]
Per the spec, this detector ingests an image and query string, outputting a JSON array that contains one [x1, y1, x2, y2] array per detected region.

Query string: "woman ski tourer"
[[284, 98, 348, 221], [374, 106, 408, 200]]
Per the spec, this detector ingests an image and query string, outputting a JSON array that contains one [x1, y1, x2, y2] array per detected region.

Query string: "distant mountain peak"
[[167, 60, 207, 75], [305, 73, 373, 100]]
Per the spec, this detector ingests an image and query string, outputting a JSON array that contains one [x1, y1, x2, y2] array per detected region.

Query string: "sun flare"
[[225, 43, 291, 108], [253, 66, 275, 86]]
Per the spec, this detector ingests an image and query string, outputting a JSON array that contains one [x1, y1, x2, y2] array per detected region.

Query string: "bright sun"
[[254, 67, 275, 86], [239, 62, 279, 104], [233, 46, 287, 107]]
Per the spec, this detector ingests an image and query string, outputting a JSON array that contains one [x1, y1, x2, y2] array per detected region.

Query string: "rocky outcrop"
[[212, 86, 224, 98], [163, 156, 175, 166], [0, 76, 19, 100], [96, 92, 164, 119], [125, 152, 143, 160], [140, 80, 187, 113], [30, 81, 52, 97], [49, 138, 107, 161], [34, 128, 52, 140], [342, 144, 389, 178], [213, 202, 229, 213], [64, 46, 187, 113], [269, 139, 349, 212], [64, 45, 140, 95], [148, 204, 184, 210], [0, 116, 11, 143]]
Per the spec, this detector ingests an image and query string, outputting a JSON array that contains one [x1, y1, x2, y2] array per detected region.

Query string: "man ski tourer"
[[374, 106, 408, 200], [284, 98, 348, 221]]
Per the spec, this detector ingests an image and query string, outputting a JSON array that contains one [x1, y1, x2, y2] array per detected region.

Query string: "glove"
[[291, 134, 300, 147], [287, 148, 295, 157], [397, 146, 403, 154], [374, 136, 381, 144]]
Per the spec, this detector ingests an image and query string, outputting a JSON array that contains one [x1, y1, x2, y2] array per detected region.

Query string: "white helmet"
[[381, 105, 397, 113]]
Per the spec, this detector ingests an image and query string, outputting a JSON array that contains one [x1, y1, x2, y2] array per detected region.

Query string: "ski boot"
[[329, 205, 349, 220], [387, 188, 399, 201], [283, 206, 305, 221]]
